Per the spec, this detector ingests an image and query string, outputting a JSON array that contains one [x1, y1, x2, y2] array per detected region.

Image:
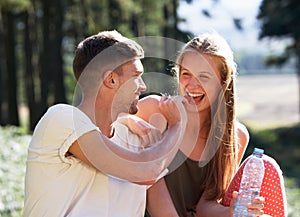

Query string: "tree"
[[1, 7, 20, 126], [257, 0, 300, 122], [39, 0, 66, 113], [0, 7, 4, 125], [0, 0, 194, 131], [0, 0, 34, 127]]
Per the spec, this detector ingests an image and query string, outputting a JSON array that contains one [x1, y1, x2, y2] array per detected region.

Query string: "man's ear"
[[103, 71, 119, 89]]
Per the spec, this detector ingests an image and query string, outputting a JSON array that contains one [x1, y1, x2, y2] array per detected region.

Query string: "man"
[[23, 30, 186, 217]]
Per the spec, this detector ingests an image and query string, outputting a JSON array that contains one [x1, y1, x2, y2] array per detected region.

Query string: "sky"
[[178, 0, 277, 51]]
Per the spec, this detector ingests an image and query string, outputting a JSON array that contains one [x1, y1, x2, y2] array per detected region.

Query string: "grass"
[[0, 124, 299, 216], [0, 126, 30, 217]]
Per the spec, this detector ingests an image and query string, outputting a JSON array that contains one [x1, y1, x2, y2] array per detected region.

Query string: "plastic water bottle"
[[234, 148, 265, 217]]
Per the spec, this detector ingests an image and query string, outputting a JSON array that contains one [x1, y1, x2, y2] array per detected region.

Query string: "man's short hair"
[[73, 30, 144, 80]]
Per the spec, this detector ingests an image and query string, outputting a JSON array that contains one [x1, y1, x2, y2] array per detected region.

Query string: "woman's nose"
[[188, 76, 201, 88]]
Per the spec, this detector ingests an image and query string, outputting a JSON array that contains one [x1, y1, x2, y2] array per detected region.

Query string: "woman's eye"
[[199, 75, 209, 80]]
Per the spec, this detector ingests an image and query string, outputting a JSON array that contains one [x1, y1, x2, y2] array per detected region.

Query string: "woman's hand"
[[158, 95, 187, 128], [229, 191, 271, 217]]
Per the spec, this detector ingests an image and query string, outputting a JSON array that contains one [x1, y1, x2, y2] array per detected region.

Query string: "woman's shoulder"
[[137, 95, 167, 132], [137, 95, 162, 118], [236, 121, 249, 144], [236, 121, 250, 163], [138, 94, 161, 106]]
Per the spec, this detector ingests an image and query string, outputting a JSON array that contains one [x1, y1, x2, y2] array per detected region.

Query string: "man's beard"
[[128, 102, 138, 114]]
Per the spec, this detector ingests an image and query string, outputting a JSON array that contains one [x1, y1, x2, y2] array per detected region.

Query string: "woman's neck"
[[180, 109, 211, 161]]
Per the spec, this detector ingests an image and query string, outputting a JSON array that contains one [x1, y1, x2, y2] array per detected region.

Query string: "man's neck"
[[78, 99, 114, 137], [95, 108, 114, 138]]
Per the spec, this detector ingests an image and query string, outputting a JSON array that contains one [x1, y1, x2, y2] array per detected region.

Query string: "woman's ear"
[[103, 71, 119, 89]]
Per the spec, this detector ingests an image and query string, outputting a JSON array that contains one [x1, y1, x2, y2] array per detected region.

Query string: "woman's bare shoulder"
[[236, 121, 250, 146], [137, 95, 167, 132], [137, 95, 162, 118], [139, 94, 161, 104], [236, 121, 250, 163]]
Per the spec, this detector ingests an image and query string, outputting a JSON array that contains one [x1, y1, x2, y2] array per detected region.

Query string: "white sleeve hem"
[[59, 125, 99, 164]]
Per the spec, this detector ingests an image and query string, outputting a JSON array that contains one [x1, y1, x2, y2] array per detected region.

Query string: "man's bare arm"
[[69, 96, 187, 182]]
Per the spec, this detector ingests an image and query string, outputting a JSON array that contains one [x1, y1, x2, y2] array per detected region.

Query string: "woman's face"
[[179, 51, 222, 113]]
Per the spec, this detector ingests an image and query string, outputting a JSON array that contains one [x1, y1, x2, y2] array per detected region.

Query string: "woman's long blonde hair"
[[176, 32, 239, 201]]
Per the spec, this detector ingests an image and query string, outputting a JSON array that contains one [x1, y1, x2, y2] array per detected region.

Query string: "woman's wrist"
[[224, 205, 233, 217]]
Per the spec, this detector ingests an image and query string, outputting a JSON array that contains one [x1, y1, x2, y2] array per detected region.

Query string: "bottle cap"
[[254, 147, 264, 155]]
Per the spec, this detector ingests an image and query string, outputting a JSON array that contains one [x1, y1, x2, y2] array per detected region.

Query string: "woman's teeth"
[[187, 91, 204, 98]]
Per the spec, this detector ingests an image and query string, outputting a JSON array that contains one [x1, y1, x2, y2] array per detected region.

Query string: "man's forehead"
[[122, 59, 143, 71]]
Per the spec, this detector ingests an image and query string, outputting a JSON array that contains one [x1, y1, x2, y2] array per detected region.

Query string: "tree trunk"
[[23, 11, 37, 130], [3, 10, 19, 126], [298, 71, 300, 123], [294, 58, 300, 123], [40, 0, 51, 113], [296, 38, 300, 123], [108, 0, 122, 27], [52, 0, 66, 104], [0, 8, 4, 125]]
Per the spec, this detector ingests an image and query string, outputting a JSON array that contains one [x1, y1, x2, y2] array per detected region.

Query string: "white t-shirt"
[[23, 104, 148, 217]]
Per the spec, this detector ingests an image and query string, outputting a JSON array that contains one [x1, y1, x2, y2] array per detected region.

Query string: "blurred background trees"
[[0, 0, 191, 131], [1, 0, 299, 131], [257, 0, 300, 121]]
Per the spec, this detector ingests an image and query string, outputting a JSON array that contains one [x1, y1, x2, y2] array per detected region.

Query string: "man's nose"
[[138, 77, 147, 92]]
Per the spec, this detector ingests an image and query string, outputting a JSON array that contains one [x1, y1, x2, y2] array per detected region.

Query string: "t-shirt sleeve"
[[28, 104, 99, 164]]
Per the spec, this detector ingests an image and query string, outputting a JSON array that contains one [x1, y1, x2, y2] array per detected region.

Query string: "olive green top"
[[164, 150, 208, 217]]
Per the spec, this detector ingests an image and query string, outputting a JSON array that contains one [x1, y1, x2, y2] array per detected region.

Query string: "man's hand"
[[116, 114, 162, 147]]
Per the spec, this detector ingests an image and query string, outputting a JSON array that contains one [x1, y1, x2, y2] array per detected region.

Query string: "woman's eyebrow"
[[196, 71, 214, 76]]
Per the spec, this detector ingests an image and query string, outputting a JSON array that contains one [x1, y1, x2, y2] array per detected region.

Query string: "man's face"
[[113, 59, 147, 115]]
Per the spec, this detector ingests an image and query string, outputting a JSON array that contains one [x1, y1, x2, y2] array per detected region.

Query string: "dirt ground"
[[236, 74, 299, 128]]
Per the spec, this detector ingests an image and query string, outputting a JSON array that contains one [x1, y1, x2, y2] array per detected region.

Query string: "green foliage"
[[0, 126, 31, 217], [0, 0, 31, 11], [246, 124, 300, 182], [257, 0, 300, 74], [285, 177, 300, 217], [257, 0, 300, 38], [239, 124, 300, 216]]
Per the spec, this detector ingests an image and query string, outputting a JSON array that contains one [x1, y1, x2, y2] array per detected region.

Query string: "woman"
[[137, 32, 286, 217]]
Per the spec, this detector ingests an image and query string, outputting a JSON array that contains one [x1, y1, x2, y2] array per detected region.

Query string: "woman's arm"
[[195, 192, 233, 217], [196, 191, 266, 217], [236, 121, 250, 164], [146, 178, 179, 217]]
